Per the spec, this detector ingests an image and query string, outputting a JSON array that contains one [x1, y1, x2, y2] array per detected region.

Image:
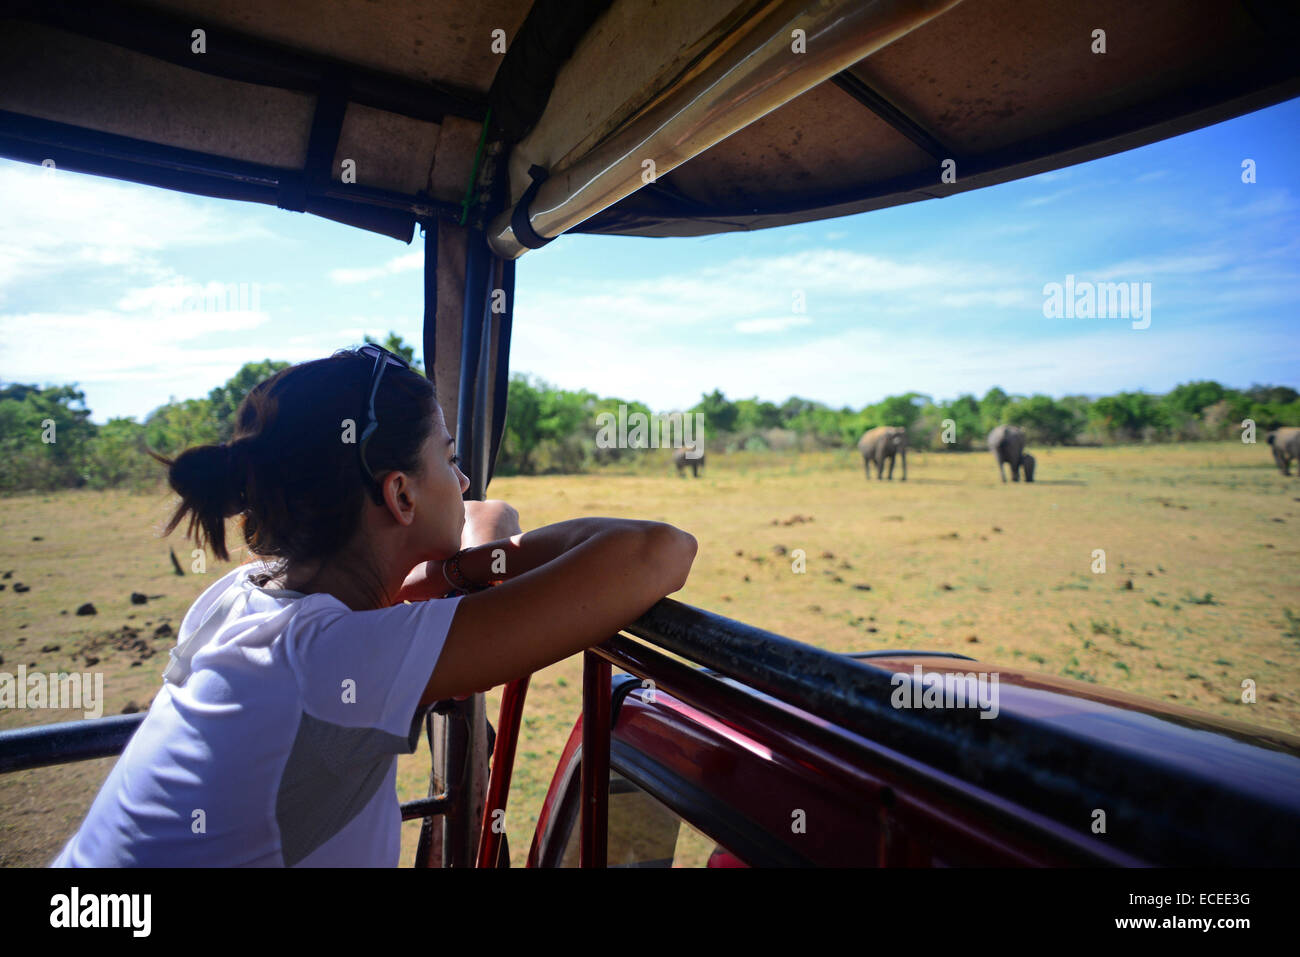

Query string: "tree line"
[[1, 332, 1296, 490], [500, 378, 1298, 474], [0, 333, 415, 492]]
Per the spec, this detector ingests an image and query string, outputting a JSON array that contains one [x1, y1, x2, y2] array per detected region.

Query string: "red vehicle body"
[[482, 609, 1300, 868], [7, 622, 1299, 867]]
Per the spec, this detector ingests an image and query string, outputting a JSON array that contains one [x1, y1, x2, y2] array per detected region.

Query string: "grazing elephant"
[[673, 442, 705, 477], [1267, 427, 1300, 476], [989, 425, 1033, 482], [858, 426, 907, 480]]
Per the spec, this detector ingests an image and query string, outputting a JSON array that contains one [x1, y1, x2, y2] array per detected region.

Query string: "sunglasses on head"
[[357, 343, 411, 490]]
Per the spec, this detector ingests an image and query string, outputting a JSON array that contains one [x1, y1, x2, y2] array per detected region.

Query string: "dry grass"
[[3, 441, 1297, 866]]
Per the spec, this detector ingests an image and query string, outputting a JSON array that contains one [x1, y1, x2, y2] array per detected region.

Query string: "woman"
[[51, 345, 697, 867]]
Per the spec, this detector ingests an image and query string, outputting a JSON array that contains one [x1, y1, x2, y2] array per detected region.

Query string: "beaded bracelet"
[[441, 549, 491, 594]]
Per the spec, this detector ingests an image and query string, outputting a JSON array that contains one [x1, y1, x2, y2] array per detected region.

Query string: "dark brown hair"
[[149, 348, 438, 574]]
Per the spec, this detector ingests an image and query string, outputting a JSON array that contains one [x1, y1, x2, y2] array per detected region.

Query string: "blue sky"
[[1, 96, 1297, 425]]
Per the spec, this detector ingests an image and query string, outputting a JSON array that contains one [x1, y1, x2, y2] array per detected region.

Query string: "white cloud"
[[0, 160, 270, 298], [1235, 189, 1296, 218], [276, 322, 421, 352], [0, 306, 270, 387], [509, 312, 1297, 412], [115, 278, 266, 314], [936, 289, 1035, 309], [8, 304, 268, 345], [503, 241, 1296, 411], [1020, 187, 1081, 208], [517, 249, 1028, 341], [983, 221, 1038, 238], [329, 251, 423, 283], [1031, 169, 1072, 183], [720, 250, 958, 293], [734, 315, 813, 334], [1093, 252, 1234, 279]]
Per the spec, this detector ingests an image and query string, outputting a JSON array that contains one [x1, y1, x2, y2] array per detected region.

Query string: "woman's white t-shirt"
[[50, 561, 464, 867]]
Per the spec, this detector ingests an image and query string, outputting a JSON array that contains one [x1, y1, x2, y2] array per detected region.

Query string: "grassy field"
[[2, 441, 1298, 867]]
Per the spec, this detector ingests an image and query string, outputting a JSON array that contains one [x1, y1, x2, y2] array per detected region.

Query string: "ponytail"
[[148, 439, 253, 562]]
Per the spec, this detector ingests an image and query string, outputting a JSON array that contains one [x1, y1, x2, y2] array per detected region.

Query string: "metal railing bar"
[[590, 635, 1127, 865], [475, 675, 530, 867], [579, 649, 611, 867], [602, 604, 1300, 865], [0, 714, 144, 773], [400, 797, 451, 821]]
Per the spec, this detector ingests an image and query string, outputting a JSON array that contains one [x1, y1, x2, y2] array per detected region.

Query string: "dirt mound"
[[69, 619, 174, 667]]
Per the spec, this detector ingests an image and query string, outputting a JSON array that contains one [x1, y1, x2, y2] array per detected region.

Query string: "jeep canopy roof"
[[4, 0, 1298, 251], [3, 0, 1299, 493]]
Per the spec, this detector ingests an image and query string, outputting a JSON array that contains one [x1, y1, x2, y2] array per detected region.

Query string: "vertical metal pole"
[[469, 254, 498, 499], [421, 219, 438, 385], [430, 216, 510, 866], [487, 257, 514, 477], [476, 675, 531, 868], [416, 223, 502, 868], [581, 649, 611, 867], [456, 228, 491, 500], [413, 710, 443, 868], [436, 228, 494, 867], [414, 219, 443, 868]]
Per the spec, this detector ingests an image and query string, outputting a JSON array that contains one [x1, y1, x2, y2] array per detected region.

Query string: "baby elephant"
[[988, 424, 1033, 483], [673, 443, 705, 477], [1267, 427, 1300, 476]]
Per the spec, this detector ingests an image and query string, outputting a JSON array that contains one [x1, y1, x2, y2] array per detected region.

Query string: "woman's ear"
[[380, 471, 418, 526]]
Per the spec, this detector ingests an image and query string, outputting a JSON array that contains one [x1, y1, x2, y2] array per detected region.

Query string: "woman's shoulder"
[[170, 564, 342, 679], [177, 563, 255, 632]]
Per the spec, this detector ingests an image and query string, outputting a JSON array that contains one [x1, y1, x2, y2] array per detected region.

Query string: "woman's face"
[[414, 405, 470, 559]]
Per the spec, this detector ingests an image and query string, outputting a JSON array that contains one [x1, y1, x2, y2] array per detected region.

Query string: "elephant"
[[988, 424, 1033, 482], [858, 426, 907, 480], [673, 442, 705, 477], [1267, 427, 1300, 476]]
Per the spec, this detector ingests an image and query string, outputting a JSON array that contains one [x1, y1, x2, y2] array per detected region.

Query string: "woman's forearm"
[[458, 516, 673, 586], [398, 516, 670, 602]]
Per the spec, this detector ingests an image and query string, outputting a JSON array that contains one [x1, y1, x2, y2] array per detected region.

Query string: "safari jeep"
[[2, 0, 1299, 867]]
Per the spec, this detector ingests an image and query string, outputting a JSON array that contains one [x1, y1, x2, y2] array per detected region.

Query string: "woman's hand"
[[394, 499, 522, 602], [463, 500, 521, 548]]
